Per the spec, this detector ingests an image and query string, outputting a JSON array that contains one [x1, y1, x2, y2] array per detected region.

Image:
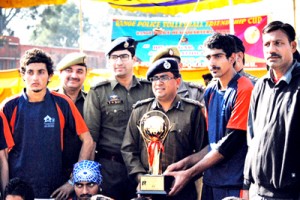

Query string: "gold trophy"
[[137, 110, 174, 195]]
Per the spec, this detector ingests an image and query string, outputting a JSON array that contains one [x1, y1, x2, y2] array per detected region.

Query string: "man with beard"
[[1, 48, 94, 199], [71, 160, 112, 200], [56, 52, 91, 183]]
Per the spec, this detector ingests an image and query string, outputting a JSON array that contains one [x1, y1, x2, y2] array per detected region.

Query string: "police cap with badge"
[[151, 46, 181, 63], [106, 37, 136, 57], [147, 58, 181, 81], [56, 52, 87, 71]]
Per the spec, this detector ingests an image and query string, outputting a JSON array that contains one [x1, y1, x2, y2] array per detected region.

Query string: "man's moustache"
[[268, 53, 281, 59], [210, 66, 221, 70], [69, 78, 80, 81], [80, 194, 92, 198]]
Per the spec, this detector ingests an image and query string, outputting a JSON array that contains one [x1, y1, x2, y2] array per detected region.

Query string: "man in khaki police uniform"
[[84, 37, 154, 200], [151, 47, 205, 103], [56, 52, 89, 183], [56, 52, 88, 115], [151, 47, 206, 200], [121, 58, 207, 200]]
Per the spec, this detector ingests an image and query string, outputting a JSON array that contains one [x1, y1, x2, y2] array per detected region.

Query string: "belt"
[[97, 149, 124, 164]]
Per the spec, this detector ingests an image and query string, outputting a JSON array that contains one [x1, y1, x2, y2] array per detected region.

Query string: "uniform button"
[[178, 129, 181, 133]]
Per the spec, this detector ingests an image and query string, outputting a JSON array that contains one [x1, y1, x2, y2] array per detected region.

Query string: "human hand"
[[164, 170, 190, 196], [164, 161, 185, 173], [51, 182, 74, 200]]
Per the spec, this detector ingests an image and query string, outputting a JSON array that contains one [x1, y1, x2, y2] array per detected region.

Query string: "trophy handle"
[[160, 124, 172, 143]]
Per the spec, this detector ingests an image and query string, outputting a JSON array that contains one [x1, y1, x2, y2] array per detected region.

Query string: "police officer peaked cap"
[[56, 52, 86, 71], [106, 37, 136, 57], [147, 58, 180, 81], [228, 34, 245, 53], [151, 46, 181, 63]]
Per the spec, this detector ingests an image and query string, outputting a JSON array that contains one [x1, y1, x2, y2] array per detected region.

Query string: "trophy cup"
[[137, 110, 174, 195]]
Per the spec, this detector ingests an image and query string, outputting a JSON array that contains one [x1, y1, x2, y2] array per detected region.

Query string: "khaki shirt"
[[84, 76, 154, 153]]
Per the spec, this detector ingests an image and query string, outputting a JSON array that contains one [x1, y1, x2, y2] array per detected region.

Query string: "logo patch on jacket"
[[44, 115, 55, 128]]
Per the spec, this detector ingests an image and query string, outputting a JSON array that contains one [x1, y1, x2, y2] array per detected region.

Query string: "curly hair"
[[19, 48, 54, 76]]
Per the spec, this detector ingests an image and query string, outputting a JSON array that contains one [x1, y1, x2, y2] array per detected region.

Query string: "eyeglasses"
[[109, 54, 130, 61], [149, 75, 176, 82]]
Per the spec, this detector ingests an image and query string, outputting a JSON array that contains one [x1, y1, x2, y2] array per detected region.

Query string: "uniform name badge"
[[137, 110, 174, 196]]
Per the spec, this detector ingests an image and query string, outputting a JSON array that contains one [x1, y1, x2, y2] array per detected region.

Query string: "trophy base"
[[137, 175, 174, 196]]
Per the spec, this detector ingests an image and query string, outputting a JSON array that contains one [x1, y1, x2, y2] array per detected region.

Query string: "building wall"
[[0, 36, 106, 70], [20, 45, 106, 70]]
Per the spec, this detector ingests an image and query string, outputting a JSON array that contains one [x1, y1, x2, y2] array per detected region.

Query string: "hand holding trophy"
[[137, 110, 174, 196]]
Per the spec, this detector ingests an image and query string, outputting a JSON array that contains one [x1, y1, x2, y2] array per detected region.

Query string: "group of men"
[[0, 20, 300, 200]]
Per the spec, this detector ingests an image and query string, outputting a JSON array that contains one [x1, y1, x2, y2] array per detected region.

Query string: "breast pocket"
[[167, 122, 191, 147], [105, 104, 126, 125]]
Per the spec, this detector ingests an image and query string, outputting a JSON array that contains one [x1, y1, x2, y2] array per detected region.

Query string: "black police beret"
[[106, 37, 136, 56], [228, 34, 245, 53], [147, 58, 180, 81]]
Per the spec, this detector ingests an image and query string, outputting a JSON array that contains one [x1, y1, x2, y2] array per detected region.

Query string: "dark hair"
[[294, 50, 300, 62], [262, 21, 296, 42], [4, 178, 34, 200], [20, 48, 54, 76], [202, 73, 213, 80], [228, 34, 245, 64], [204, 33, 236, 59]]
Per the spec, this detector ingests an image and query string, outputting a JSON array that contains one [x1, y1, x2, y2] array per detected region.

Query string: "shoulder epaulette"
[[90, 80, 110, 90], [187, 82, 205, 91], [139, 78, 152, 84], [181, 97, 202, 107], [133, 97, 155, 109]]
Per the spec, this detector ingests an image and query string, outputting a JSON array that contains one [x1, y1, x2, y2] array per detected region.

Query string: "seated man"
[[3, 177, 34, 200], [71, 160, 112, 200]]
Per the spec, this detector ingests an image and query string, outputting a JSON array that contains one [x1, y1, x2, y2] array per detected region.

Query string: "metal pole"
[[177, 0, 201, 47], [293, 0, 296, 32], [79, 0, 83, 53], [229, 0, 234, 34]]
